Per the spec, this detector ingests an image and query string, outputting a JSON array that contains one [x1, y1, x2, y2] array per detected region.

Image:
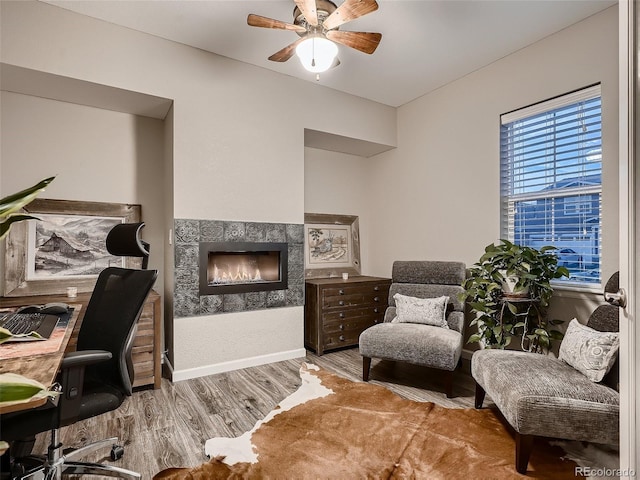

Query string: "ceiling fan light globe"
[[295, 37, 338, 73]]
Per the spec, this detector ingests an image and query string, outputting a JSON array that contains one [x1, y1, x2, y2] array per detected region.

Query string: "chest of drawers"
[[305, 276, 391, 355]]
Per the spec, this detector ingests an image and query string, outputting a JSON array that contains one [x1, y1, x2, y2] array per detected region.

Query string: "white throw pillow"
[[392, 294, 449, 329], [558, 318, 619, 383]]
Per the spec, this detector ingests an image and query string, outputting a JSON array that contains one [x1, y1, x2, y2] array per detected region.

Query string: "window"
[[500, 85, 602, 287]]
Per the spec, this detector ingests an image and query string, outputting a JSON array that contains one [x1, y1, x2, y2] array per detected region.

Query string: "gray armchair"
[[472, 272, 620, 474], [359, 261, 466, 398]]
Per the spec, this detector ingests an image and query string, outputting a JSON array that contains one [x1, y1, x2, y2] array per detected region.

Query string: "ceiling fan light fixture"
[[295, 36, 338, 73]]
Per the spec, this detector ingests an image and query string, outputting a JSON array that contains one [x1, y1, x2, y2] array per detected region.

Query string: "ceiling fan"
[[247, 0, 382, 74]]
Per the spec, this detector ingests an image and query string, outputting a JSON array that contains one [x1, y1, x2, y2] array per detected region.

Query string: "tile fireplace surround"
[[174, 219, 304, 318]]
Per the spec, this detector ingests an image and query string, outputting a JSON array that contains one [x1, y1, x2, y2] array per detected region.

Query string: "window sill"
[[552, 283, 602, 300]]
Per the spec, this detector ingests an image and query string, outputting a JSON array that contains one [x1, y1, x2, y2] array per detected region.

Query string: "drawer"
[[133, 332, 154, 348], [322, 290, 388, 309], [323, 317, 366, 334], [321, 312, 382, 348], [323, 283, 387, 298], [322, 330, 361, 350], [323, 306, 385, 322]]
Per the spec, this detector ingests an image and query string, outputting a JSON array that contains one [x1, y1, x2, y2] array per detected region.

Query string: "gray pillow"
[[559, 318, 619, 382], [391, 294, 449, 328]]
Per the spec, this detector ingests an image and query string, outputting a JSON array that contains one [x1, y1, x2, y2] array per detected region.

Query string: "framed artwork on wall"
[[3, 198, 141, 297], [304, 213, 361, 279]]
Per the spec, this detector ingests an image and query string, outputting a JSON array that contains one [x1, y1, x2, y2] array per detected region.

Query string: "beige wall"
[[0, 0, 397, 376], [0, 91, 166, 295], [363, 6, 618, 329], [304, 147, 376, 275]]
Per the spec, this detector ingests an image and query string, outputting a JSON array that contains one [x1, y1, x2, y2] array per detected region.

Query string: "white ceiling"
[[42, 0, 615, 107]]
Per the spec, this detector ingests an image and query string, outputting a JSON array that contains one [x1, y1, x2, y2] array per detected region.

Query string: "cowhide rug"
[[154, 364, 593, 479]]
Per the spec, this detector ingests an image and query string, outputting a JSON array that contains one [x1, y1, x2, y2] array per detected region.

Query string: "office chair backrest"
[[387, 261, 467, 333], [77, 267, 158, 395], [106, 222, 150, 269]]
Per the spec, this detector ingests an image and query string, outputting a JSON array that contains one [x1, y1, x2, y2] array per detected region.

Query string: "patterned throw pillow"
[[392, 294, 449, 329], [559, 318, 619, 382]]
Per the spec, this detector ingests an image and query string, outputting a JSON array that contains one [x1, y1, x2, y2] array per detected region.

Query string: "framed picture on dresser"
[[304, 212, 361, 279], [3, 198, 141, 297]]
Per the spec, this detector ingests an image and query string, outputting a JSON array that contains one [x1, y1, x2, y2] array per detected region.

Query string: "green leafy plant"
[[0, 176, 55, 239], [0, 372, 60, 452], [0, 177, 55, 429], [0, 326, 43, 344], [459, 239, 570, 353]]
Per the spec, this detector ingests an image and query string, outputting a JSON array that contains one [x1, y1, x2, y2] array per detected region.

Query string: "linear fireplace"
[[199, 242, 288, 295]]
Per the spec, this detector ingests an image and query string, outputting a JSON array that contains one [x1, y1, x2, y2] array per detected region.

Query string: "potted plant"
[[459, 239, 569, 353], [0, 177, 55, 454], [1, 176, 54, 239]]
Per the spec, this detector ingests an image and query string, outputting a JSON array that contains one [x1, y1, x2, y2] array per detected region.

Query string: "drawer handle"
[[339, 300, 345, 306], [339, 289, 345, 295], [374, 308, 379, 313], [374, 296, 380, 302], [339, 335, 345, 342], [339, 324, 344, 330], [374, 286, 380, 291], [339, 312, 345, 318]]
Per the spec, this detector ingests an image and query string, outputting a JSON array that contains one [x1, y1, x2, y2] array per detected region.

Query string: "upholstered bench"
[[472, 273, 620, 474]]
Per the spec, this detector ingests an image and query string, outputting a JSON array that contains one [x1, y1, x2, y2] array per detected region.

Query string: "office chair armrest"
[[57, 350, 111, 426], [61, 350, 112, 369]]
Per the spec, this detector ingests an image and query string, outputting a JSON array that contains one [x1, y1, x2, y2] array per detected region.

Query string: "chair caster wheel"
[[110, 445, 124, 461]]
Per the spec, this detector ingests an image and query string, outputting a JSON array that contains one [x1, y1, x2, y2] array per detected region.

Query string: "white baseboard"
[[169, 348, 308, 382]]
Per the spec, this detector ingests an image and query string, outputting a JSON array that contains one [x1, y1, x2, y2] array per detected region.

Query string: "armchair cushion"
[[391, 293, 449, 328], [360, 323, 463, 371], [558, 318, 619, 382], [472, 349, 619, 444]]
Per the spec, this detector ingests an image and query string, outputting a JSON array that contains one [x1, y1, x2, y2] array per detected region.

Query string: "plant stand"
[[498, 296, 543, 352]]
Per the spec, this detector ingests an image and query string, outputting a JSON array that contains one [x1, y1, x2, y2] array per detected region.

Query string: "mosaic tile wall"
[[173, 219, 305, 317]]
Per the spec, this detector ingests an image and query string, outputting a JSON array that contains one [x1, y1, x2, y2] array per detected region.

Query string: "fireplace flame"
[[211, 263, 263, 285]]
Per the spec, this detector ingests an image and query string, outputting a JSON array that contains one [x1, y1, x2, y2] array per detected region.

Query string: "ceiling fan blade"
[[247, 14, 306, 32], [294, 0, 318, 26], [322, 0, 378, 31], [268, 38, 305, 62], [326, 30, 381, 54]]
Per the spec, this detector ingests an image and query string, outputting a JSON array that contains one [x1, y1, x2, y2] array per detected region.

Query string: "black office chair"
[[1, 266, 158, 479]]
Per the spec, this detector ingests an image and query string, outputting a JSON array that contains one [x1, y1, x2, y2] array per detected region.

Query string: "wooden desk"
[[1, 291, 161, 389], [0, 305, 80, 414]]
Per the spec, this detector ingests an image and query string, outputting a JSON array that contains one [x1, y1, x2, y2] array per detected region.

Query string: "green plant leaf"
[[467, 333, 482, 344], [0, 177, 54, 219], [549, 330, 565, 340], [0, 326, 43, 345], [0, 214, 41, 240]]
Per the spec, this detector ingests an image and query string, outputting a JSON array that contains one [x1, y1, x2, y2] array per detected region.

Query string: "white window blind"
[[500, 85, 602, 286]]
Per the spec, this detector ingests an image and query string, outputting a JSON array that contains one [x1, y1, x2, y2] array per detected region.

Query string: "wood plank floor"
[[25, 348, 615, 478]]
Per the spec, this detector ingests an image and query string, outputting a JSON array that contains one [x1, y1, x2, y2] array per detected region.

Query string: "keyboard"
[[1, 312, 47, 334]]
